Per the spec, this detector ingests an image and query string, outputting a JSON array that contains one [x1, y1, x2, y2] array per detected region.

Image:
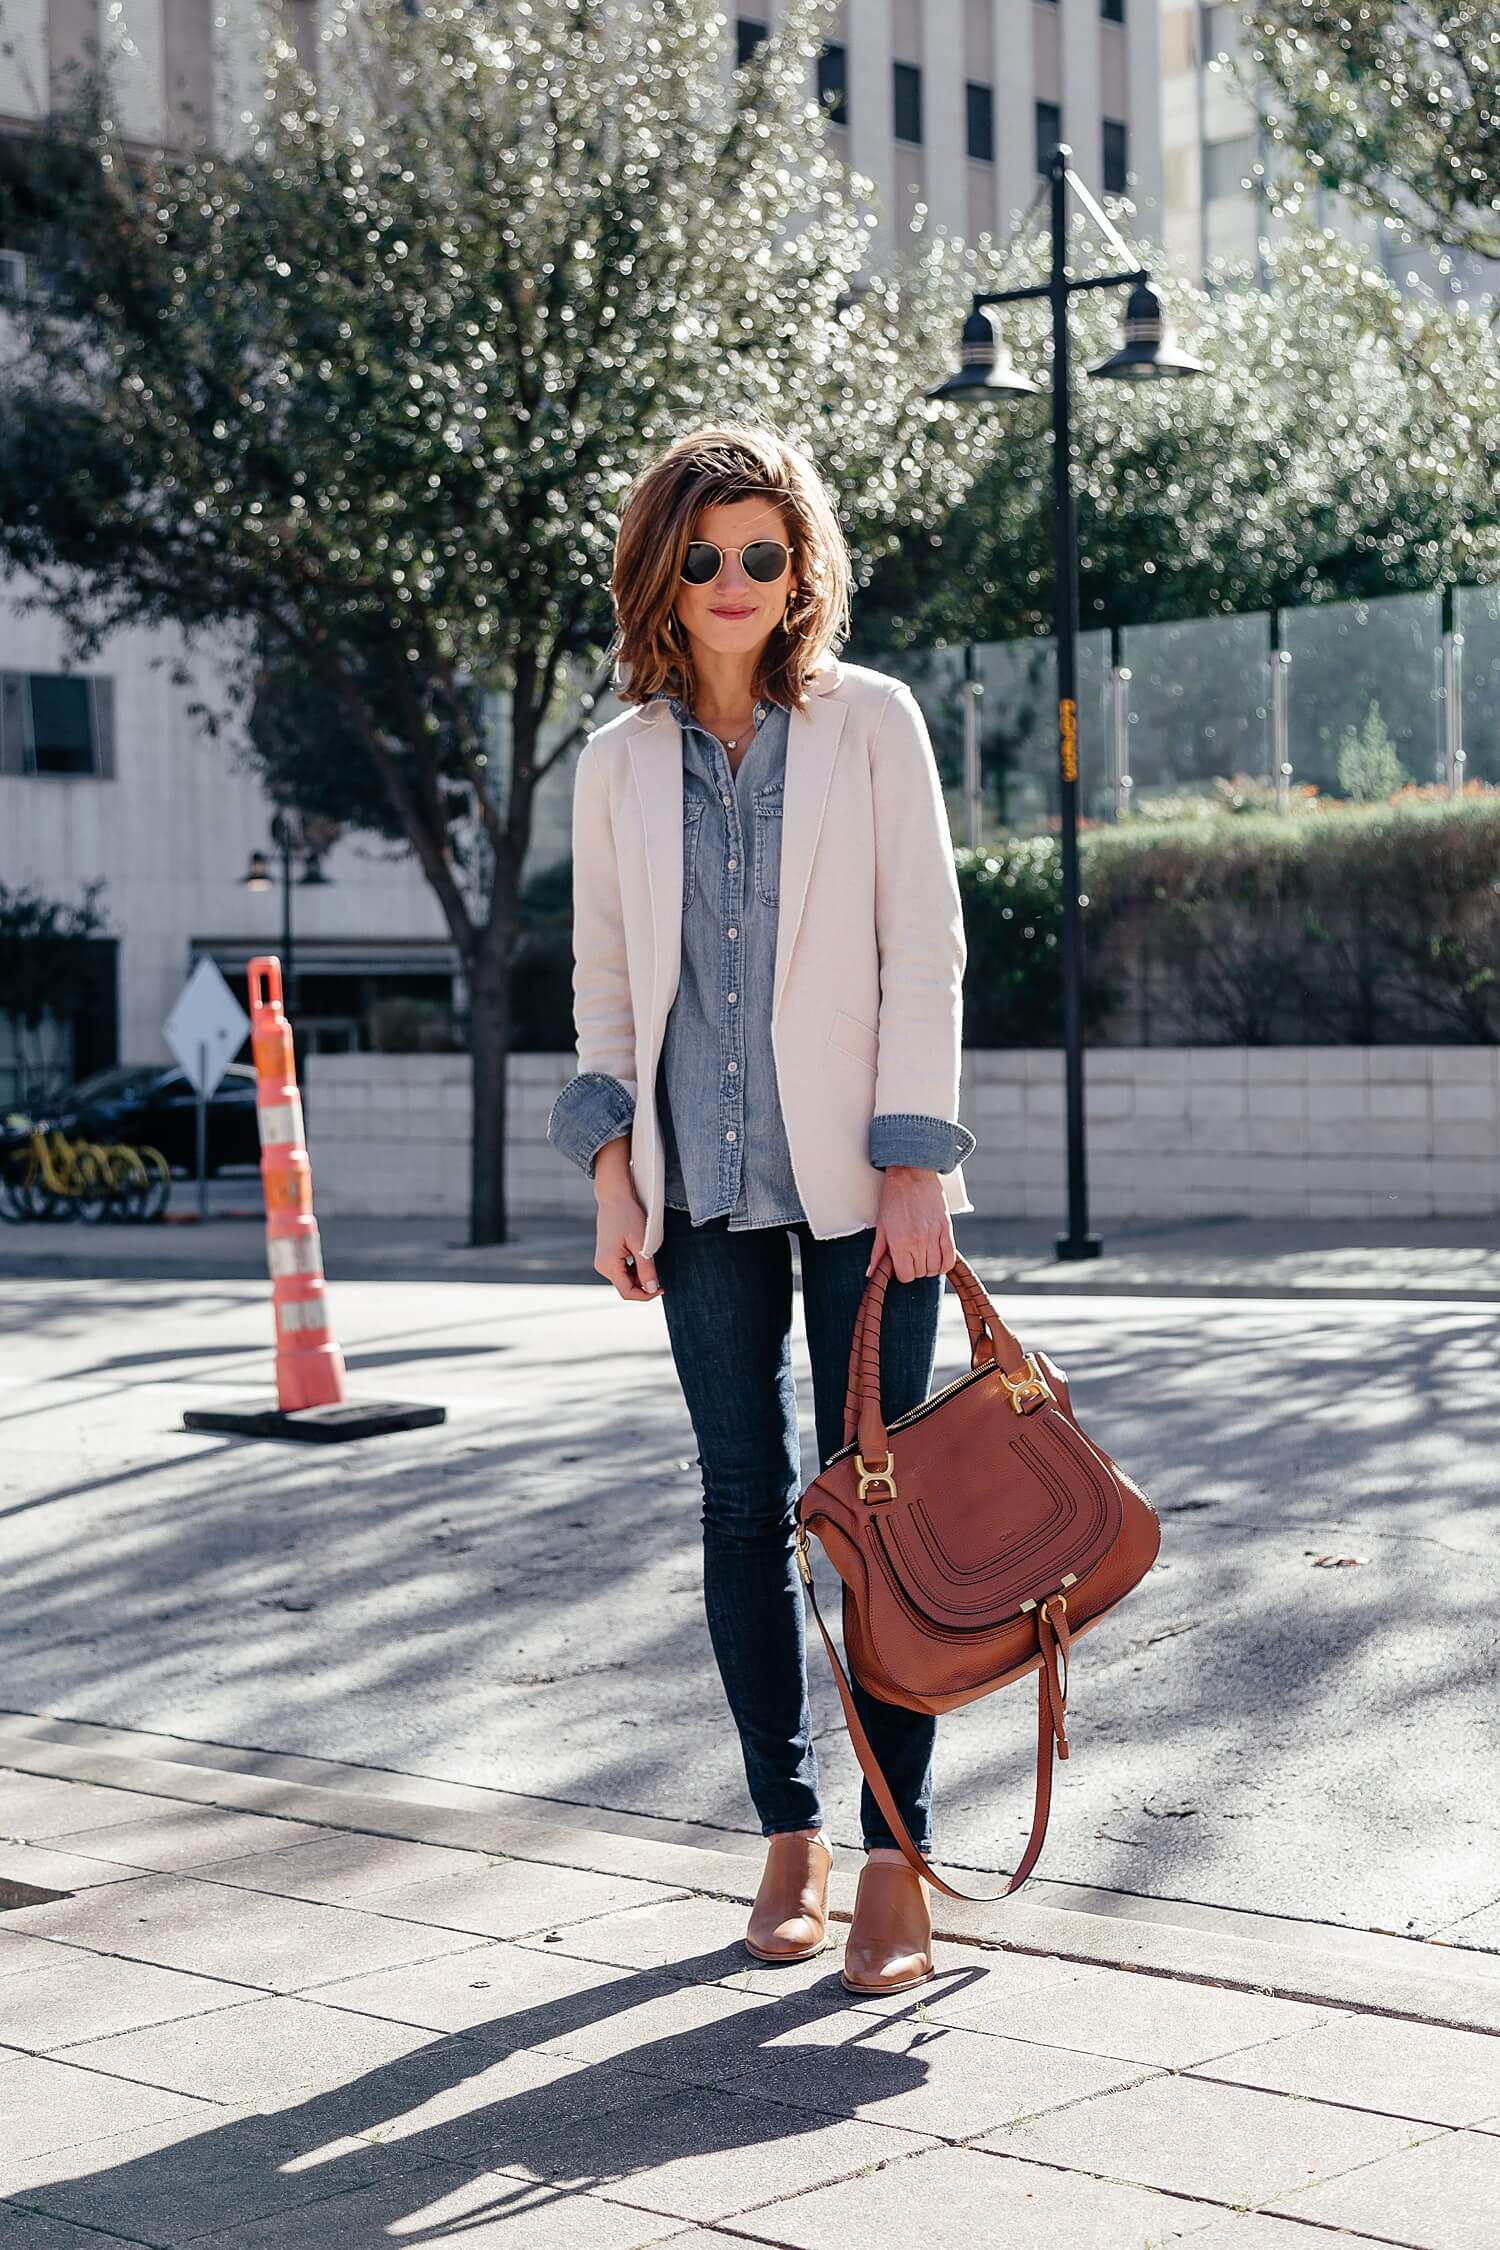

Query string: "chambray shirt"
[[547, 694, 975, 1233]]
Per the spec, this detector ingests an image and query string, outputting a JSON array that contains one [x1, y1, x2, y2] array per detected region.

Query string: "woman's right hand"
[[592, 1139, 662, 1301]]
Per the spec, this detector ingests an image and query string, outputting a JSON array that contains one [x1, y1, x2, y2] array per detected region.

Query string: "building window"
[[1102, 0, 1125, 19], [1035, 101, 1061, 175], [1202, 132, 1254, 199], [817, 40, 848, 127], [31, 676, 95, 774], [1102, 118, 1129, 194], [966, 82, 994, 164], [735, 17, 768, 67], [0, 671, 116, 779], [893, 60, 922, 145]]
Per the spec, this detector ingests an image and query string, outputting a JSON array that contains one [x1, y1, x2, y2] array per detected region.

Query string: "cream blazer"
[[569, 650, 975, 1257]]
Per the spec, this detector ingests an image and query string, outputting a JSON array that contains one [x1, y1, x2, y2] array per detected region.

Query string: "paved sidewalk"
[[2, 1728, 1498, 2249], [3, 1208, 1499, 1298]]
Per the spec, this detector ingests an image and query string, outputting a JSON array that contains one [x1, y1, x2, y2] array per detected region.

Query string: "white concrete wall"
[[303, 1052, 473, 1220], [303, 1046, 1500, 1223], [0, 590, 454, 1064]]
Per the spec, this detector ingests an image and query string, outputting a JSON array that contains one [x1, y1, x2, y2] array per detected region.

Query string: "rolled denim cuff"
[[869, 1112, 977, 1173], [547, 1071, 636, 1177]]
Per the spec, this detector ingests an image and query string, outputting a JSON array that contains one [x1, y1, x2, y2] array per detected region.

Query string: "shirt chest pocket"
[[681, 796, 706, 911], [752, 781, 784, 907]]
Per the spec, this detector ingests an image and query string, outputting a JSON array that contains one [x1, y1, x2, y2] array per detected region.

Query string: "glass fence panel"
[[1457, 583, 1500, 787], [1077, 626, 1113, 827], [969, 630, 1110, 835], [1281, 589, 1442, 794], [1119, 612, 1270, 807], [896, 640, 972, 826], [887, 589, 1493, 825], [973, 633, 1055, 835]]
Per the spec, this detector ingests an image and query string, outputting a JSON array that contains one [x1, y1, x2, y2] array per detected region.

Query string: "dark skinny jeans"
[[652, 1202, 944, 1854]]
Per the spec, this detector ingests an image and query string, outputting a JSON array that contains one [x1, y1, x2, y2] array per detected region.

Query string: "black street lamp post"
[[241, 807, 331, 1023], [928, 145, 1204, 1260]]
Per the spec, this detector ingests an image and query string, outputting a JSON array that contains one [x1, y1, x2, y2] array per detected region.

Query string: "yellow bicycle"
[[0, 1127, 172, 1223]]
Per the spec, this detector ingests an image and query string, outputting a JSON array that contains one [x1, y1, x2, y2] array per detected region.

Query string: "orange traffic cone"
[[247, 957, 347, 1411], [180, 956, 445, 1446]]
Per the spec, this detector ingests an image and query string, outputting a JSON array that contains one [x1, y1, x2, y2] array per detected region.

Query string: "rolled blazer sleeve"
[[545, 735, 639, 1175], [867, 682, 976, 1168]]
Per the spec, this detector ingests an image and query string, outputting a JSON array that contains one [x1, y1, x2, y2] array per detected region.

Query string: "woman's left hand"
[[868, 1165, 958, 1282]]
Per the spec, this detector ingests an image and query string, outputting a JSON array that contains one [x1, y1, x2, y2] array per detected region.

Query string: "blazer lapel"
[[624, 654, 848, 1033], [624, 703, 681, 1042], [774, 664, 849, 1017]]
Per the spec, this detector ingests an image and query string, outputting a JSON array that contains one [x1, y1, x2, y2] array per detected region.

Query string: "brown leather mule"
[[744, 1830, 834, 1962], [840, 1857, 934, 1994]]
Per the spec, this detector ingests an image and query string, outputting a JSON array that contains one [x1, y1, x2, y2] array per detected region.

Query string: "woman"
[[547, 423, 976, 1995]]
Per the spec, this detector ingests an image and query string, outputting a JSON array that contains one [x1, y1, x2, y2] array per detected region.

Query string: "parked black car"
[[9, 1062, 263, 1176]]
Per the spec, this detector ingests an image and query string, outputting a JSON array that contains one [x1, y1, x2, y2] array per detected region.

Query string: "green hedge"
[[1079, 799, 1500, 1045], [520, 799, 1500, 1050]]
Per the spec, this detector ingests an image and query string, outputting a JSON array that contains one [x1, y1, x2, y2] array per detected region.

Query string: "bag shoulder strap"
[[800, 1556, 1072, 1906]]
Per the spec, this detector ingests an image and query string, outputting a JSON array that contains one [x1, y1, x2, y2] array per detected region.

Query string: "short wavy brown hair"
[[607, 422, 853, 712]]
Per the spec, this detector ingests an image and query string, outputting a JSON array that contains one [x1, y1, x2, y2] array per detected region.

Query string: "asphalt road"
[[2, 1259, 1495, 1950]]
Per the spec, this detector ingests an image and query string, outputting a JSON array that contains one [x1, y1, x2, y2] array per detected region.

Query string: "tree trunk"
[[467, 903, 516, 1247]]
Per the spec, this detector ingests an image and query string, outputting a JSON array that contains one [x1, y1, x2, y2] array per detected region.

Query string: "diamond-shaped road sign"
[[163, 957, 252, 1098]]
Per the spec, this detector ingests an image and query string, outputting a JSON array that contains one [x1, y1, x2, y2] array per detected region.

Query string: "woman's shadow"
[[14, 1929, 996, 2244]]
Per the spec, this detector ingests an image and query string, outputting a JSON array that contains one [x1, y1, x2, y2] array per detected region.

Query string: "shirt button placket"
[[719, 743, 744, 1187]]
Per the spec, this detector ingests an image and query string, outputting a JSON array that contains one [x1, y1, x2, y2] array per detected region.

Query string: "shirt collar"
[[668, 692, 775, 732]]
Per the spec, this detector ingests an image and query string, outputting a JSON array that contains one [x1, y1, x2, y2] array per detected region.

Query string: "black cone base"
[[182, 1398, 447, 1443]]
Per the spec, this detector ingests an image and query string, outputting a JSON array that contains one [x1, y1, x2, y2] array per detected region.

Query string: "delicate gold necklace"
[[696, 699, 768, 754]]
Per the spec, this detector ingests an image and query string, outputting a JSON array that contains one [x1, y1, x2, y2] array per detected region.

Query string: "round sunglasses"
[[679, 539, 792, 587]]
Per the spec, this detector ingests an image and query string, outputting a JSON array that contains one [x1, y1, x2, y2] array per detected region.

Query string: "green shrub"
[[1080, 798, 1500, 1043], [1336, 702, 1410, 802], [954, 840, 1121, 1046]]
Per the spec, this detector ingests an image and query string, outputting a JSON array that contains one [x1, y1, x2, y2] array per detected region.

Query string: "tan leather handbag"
[[795, 1249, 1161, 1904]]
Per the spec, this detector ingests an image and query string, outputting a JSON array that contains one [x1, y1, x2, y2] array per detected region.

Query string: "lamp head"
[[927, 304, 1042, 403], [1090, 281, 1205, 380]]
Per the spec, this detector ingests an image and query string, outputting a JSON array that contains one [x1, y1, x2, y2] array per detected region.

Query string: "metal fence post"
[[1442, 585, 1465, 798], [1109, 656, 1132, 820], [1270, 628, 1292, 813], [963, 643, 984, 847]]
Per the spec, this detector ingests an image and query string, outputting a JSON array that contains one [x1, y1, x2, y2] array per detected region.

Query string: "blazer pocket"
[[681, 797, 706, 911], [827, 1008, 878, 1072]]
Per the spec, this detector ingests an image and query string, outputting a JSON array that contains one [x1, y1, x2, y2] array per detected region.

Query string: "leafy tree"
[[245, 649, 408, 843], [859, 216, 1500, 654], [1337, 702, 1410, 800], [1232, 2, 1500, 277], [0, 0, 996, 1242]]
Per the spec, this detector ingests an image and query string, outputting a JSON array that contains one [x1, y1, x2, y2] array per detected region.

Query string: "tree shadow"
[[1, 1260, 1496, 1939], [8, 1936, 1005, 2244]]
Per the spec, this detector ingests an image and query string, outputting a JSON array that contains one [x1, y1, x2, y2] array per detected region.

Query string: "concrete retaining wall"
[[301, 1046, 1500, 1222]]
